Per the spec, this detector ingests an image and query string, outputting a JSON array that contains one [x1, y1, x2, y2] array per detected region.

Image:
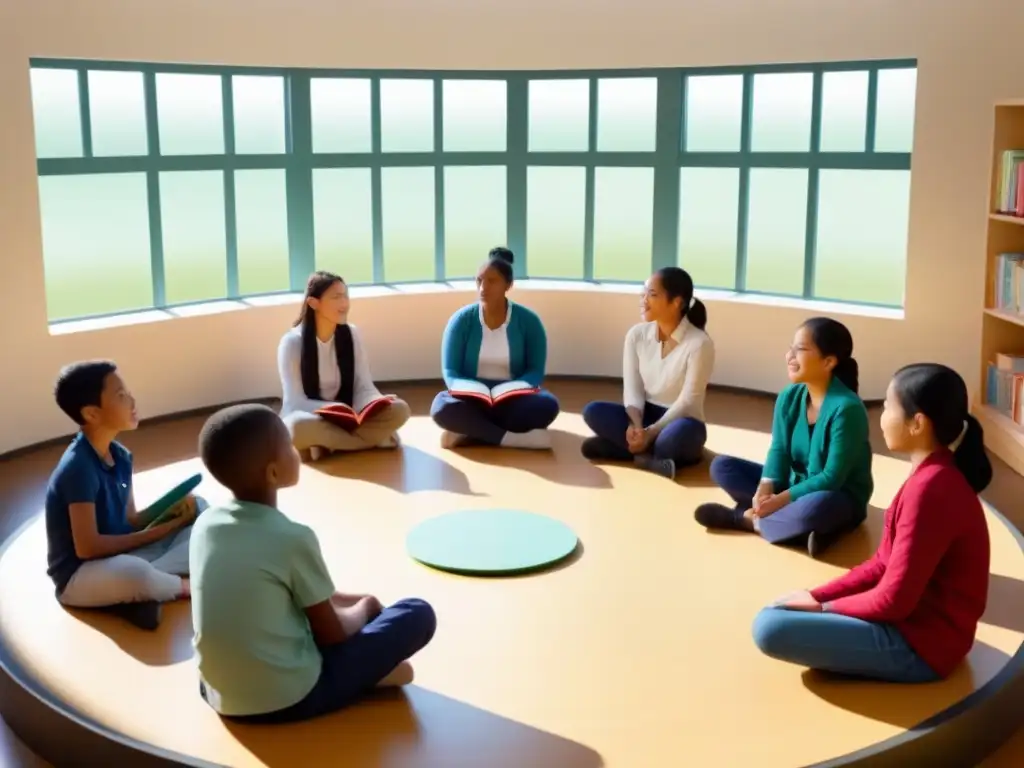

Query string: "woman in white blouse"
[[581, 267, 715, 478], [277, 271, 410, 461]]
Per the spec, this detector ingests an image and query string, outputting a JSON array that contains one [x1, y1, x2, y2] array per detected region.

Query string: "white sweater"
[[622, 318, 715, 427], [277, 325, 383, 415]]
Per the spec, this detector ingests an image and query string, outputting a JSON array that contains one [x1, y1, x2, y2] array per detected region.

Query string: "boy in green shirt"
[[191, 404, 436, 721]]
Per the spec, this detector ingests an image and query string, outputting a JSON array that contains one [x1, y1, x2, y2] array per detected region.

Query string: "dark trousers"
[[430, 389, 560, 445], [218, 598, 437, 724], [582, 401, 707, 466], [709, 455, 865, 544]]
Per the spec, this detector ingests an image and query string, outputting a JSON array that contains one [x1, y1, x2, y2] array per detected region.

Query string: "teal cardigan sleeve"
[[761, 387, 794, 486], [788, 401, 870, 500], [441, 310, 468, 388], [520, 310, 547, 388]]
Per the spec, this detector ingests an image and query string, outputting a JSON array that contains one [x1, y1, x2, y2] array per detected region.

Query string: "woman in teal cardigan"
[[430, 248, 559, 449], [694, 317, 873, 557]]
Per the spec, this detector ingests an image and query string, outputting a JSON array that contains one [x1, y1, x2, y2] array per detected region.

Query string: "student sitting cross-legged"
[[580, 267, 714, 479], [46, 361, 200, 631], [191, 404, 437, 723], [278, 271, 411, 461], [694, 317, 873, 557], [430, 247, 560, 450], [752, 364, 992, 683]]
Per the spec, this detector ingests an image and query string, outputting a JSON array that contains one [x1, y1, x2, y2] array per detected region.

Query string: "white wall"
[[1, 0, 1021, 454]]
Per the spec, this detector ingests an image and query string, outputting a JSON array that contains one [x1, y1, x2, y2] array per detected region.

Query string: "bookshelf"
[[977, 101, 1024, 476]]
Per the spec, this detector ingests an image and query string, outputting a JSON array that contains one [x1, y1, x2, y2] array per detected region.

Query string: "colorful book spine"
[[998, 150, 1024, 215], [993, 253, 1024, 312], [987, 355, 1024, 425]]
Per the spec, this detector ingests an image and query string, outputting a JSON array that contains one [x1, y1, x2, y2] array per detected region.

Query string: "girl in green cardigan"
[[695, 317, 873, 557]]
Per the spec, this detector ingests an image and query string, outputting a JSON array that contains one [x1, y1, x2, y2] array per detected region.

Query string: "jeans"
[[430, 388, 560, 445], [752, 607, 939, 683], [709, 455, 864, 544], [219, 598, 438, 723], [582, 401, 707, 466]]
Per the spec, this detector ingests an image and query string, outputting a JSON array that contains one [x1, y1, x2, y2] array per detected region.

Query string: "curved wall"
[[2, 0, 1023, 454]]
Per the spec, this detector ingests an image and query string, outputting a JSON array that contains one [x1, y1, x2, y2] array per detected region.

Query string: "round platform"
[[1, 412, 1024, 768], [406, 508, 579, 575]]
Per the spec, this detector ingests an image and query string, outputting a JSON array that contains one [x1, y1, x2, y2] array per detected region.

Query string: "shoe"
[[807, 531, 837, 558], [634, 454, 676, 479], [581, 436, 628, 461], [309, 446, 325, 461], [105, 601, 162, 631], [694, 503, 748, 530], [440, 431, 467, 449]]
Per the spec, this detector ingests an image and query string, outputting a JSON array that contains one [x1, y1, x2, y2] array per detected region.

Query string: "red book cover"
[[315, 395, 395, 430], [1016, 163, 1024, 217], [448, 379, 538, 406]]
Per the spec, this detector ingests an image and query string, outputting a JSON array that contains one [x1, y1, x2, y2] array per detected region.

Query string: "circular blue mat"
[[406, 509, 579, 576]]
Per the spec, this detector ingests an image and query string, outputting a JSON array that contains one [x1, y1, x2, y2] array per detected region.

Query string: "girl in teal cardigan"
[[430, 248, 559, 449], [695, 317, 874, 557]]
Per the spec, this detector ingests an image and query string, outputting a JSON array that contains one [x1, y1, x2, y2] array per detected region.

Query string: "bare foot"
[[377, 661, 414, 687], [179, 577, 191, 599]]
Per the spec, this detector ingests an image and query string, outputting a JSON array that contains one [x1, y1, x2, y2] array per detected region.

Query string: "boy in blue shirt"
[[191, 403, 436, 721], [46, 361, 199, 630]]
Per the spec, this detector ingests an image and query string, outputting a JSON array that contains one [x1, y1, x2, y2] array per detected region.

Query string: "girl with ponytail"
[[695, 317, 873, 558], [752, 363, 991, 683]]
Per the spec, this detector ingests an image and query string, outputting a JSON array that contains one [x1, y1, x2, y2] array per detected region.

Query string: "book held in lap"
[[449, 379, 538, 406], [315, 395, 396, 430]]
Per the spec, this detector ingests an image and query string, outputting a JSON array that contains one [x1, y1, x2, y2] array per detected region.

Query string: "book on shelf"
[[993, 253, 1024, 314], [448, 378, 538, 406], [996, 149, 1024, 217], [315, 395, 396, 430], [986, 354, 1024, 426]]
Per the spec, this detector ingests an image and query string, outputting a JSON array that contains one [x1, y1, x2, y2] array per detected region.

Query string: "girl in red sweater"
[[752, 363, 992, 682]]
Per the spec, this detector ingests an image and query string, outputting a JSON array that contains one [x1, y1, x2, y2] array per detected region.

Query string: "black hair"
[[293, 270, 355, 406], [802, 316, 858, 394], [655, 267, 707, 331], [892, 363, 992, 493], [198, 404, 288, 495], [54, 360, 118, 425], [482, 246, 514, 285]]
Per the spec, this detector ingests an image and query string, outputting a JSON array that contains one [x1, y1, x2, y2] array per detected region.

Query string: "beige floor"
[[0, 383, 1023, 767]]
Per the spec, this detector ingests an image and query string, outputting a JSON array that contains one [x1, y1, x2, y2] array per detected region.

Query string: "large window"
[[29, 60, 916, 322]]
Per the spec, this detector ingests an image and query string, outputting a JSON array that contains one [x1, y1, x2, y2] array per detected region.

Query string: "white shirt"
[[277, 324, 383, 415], [476, 303, 512, 382], [622, 318, 715, 427]]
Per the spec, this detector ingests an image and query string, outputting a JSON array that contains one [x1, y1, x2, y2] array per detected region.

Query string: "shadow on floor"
[[317, 446, 486, 497], [456, 431, 613, 490], [222, 685, 604, 768], [800, 639, 1010, 729], [982, 574, 1024, 634], [67, 601, 194, 666]]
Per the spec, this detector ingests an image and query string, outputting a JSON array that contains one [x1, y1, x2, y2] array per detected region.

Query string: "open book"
[[315, 395, 396, 430], [143, 473, 203, 530], [449, 379, 538, 406]]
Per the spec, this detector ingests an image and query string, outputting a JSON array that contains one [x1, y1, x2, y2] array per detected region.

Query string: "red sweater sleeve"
[[822, 476, 953, 622], [809, 551, 885, 603]]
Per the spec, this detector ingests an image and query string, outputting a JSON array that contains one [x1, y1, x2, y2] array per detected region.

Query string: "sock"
[[500, 430, 551, 450], [377, 434, 401, 449], [309, 446, 324, 461], [440, 431, 468, 449], [377, 661, 415, 688]]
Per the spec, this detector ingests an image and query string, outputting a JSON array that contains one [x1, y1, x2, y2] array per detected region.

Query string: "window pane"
[[819, 71, 868, 152], [443, 80, 506, 152], [814, 170, 910, 306], [30, 68, 82, 158], [874, 68, 917, 153], [751, 72, 813, 152], [313, 169, 374, 284], [160, 171, 228, 305], [380, 79, 433, 153], [745, 169, 808, 295], [235, 170, 289, 295], [528, 79, 589, 152], [679, 168, 739, 290], [685, 75, 742, 152], [38, 174, 152, 320], [156, 73, 224, 155], [597, 77, 657, 152], [88, 70, 148, 157], [444, 167, 507, 279], [233, 75, 285, 154], [311, 78, 372, 153], [593, 167, 654, 282], [527, 167, 586, 278], [382, 167, 435, 282]]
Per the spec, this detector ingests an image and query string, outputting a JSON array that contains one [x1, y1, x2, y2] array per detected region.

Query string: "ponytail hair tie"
[[948, 419, 968, 452]]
